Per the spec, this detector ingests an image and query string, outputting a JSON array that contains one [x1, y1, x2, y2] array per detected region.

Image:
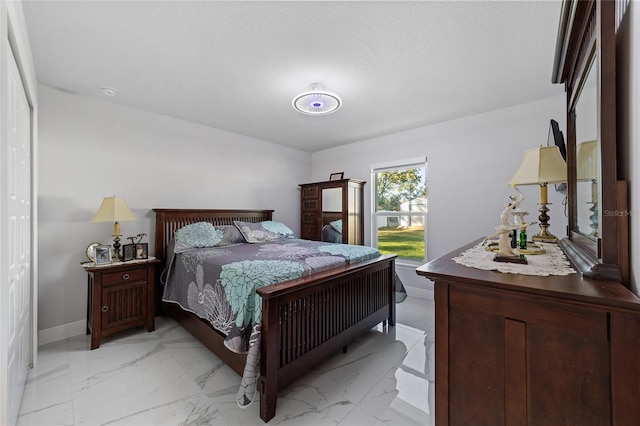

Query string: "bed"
[[153, 208, 397, 422]]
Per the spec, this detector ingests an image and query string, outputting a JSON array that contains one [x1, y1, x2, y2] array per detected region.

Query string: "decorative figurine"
[[511, 208, 530, 250], [484, 189, 528, 264], [519, 224, 528, 250], [126, 233, 147, 244]]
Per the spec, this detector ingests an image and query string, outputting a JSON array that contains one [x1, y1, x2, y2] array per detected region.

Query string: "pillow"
[[234, 220, 297, 243], [174, 222, 223, 253], [330, 219, 343, 233], [216, 225, 245, 246]]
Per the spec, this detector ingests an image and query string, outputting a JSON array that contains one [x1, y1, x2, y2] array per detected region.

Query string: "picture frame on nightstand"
[[135, 243, 148, 259], [122, 244, 135, 262], [94, 245, 112, 265]]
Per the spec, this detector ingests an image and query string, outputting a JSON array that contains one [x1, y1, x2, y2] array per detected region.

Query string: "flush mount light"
[[100, 86, 118, 96], [292, 83, 342, 115]]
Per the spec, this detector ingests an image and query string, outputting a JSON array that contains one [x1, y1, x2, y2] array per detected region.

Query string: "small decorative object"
[[94, 245, 112, 265], [90, 196, 138, 261], [509, 230, 516, 248], [511, 208, 534, 250], [484, 189, 528, 264], [122, 244, 135, 261], [135, 243, 148, 259], [519, 227, 528, 250], [85, 242, 101, 261], [127, 233, 147, 244], [329, 172, 344, 181]]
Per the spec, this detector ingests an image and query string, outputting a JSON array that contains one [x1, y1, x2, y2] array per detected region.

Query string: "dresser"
[[83, 258, 160, 349], [299, 178, 365, 244], [416, 240, 640, 425]]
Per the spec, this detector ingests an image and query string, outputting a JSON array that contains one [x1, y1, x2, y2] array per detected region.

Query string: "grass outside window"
[[377, 227, 425, 260]]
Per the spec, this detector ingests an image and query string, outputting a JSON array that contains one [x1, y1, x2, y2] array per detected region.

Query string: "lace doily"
[[452, 242, 576, 276]]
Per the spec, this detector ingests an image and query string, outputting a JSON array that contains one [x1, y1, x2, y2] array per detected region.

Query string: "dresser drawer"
[[102, 268, 147, 285]]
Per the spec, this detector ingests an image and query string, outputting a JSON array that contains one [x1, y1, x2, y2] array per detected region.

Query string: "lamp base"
[[532, 232, 559, 243], [533, 202, 558, 243], [112, 234, 122, 262]]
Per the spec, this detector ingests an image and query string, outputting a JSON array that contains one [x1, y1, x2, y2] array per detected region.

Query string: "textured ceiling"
[[23, 1, 565, 153]]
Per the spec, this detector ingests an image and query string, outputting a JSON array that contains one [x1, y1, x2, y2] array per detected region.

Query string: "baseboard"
[[38, 320, 86, 346], [405, 285, 434, 301], [37, 286, 432, 346]]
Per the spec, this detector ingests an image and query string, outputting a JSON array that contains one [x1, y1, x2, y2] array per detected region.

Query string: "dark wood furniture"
[[417, 240, 640, 425], [83, 258, 160, 350], [299, 178, 365, 244], [553, 0, 628, 284], [153, 208, 396, 422]]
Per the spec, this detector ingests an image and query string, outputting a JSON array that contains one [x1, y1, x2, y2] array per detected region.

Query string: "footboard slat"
[[275, 267, 391, 368]]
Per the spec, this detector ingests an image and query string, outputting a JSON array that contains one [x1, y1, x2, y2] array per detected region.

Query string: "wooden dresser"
[[416, 240, 640, 425], [299, 178, 365, 244]]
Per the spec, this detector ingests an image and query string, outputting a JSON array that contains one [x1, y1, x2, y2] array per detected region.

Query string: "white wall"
[[37, 85, 311, 333], [312, 95, 567, 296]]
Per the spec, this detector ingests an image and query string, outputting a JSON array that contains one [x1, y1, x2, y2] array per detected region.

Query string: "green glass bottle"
[[519, 228, 527, 250]]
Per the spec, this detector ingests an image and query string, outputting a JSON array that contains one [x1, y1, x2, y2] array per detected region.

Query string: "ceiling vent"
[[292, 83, 342, 115]]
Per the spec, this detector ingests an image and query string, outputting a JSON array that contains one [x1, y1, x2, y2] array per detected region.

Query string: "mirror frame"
[[552, 0, 629, 284]]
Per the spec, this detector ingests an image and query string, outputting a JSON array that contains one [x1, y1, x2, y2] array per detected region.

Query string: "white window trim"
[[370, 157, 427, 263]]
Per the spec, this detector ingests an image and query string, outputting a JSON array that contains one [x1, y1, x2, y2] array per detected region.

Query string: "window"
[[371, 158, 427, 262]]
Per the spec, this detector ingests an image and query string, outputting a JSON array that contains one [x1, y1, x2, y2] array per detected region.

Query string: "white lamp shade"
[[508, 146, 567, 186], [90, 197, 137, 223], [576, 140, 598, 181]]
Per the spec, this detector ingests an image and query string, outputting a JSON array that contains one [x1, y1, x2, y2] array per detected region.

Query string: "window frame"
[[371, 157, 427, 265]]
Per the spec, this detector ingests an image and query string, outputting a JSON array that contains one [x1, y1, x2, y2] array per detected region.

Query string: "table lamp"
[[576, 140, 598, 236], [508, 146, 567, 242], [91, 196, 137, 261]]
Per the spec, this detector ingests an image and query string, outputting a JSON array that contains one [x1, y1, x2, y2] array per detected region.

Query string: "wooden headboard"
[[153, 208, 274, 267]]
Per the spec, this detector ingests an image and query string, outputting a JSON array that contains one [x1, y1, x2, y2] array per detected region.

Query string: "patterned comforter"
[[161, 238, 382, 408]]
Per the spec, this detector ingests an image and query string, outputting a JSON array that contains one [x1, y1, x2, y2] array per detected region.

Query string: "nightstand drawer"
[[102, 268, 147, 285]]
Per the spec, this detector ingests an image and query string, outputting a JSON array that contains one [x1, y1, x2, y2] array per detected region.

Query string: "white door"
[[1, 39, 32, 426]]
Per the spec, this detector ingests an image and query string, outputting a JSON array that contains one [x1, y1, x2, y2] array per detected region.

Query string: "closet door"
[[1, 39, 32, 425]]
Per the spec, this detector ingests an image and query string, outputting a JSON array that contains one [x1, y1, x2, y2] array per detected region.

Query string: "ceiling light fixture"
[[292, 83, 342, 115]]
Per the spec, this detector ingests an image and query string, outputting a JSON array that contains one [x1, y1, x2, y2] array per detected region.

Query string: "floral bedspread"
[[161, 238, 381, 408]]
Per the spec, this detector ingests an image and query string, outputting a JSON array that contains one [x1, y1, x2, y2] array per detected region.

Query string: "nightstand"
[[82, 258, 161, 349]]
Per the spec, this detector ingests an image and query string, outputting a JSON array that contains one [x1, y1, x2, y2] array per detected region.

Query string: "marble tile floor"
[[17, 296, 435, 426]]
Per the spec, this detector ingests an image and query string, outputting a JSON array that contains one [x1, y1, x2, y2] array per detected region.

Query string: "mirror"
[[321, 188, 342, 242], [553, 0, 628, 284], [574, 60, 599, 240]]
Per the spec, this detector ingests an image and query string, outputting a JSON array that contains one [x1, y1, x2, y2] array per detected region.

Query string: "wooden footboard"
[[153, 209, 396, 423], [258, 254, 396, 422]]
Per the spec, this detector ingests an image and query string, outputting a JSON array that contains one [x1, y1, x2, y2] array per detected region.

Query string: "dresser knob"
[[122, 273, 130, 280], [101, 306, 109, 312]]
